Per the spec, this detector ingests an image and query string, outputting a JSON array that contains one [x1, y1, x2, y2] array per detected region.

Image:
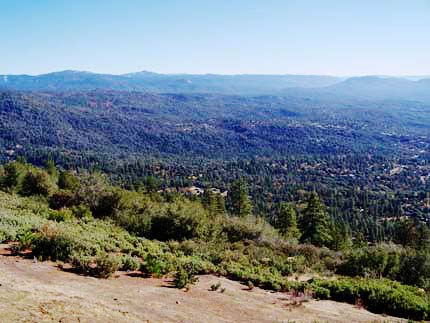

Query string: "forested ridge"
[[2, 90, 430, 241]]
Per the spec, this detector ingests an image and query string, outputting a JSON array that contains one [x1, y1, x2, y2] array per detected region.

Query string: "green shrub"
[[308, 277, 430, 321], [58, 171, 80, 191], [32, 224, 77, 261], [211, 281, 222, 291], [71, 204, 93, 220], [221, 217, 266, 243], [49, 190, 75, 209], [30, 218, 138, 262], [93, 253, 121, 278], [70, 252, 93, 274], [247, 281, 254, 290], [149, 203, 209, 241], [17, 230, 36, 250], [0, 194, 46, 242], [219, 259, 285, 292], [141, 253, 170, 277], [398, 252, 430, 288], [337, 245, 402, 279], [47, 209, 74, 222], [174, 255, 216, 275], [92, 189, 124, 218], [296, 244, 321, 266], [70, 252, 120, 278], [121, 254, 141, 271], [19, 169, 55, 197], [313, 286, 330, 299], [1, 162, 24, 190], [174, 266, 198, 289]]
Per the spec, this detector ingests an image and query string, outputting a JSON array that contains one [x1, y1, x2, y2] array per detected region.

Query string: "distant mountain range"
[[319, 76, 430, 101], [1, 70, 430, 101], [0, 70, 342, 94]]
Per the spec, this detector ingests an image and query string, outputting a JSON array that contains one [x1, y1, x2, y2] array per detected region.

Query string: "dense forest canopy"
[[2, 89, 430, 234]]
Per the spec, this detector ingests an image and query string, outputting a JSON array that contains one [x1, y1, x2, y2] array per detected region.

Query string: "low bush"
[[49, 190, 75, 209], [17, 230, 36, 250], [71, 204, 93, 220], [246, 281, 254, 290], [308, 277, 430, 321], [19, 168, 55, 197], [31, 218, 139, 262], [70, 252, 93, 274], [93, 253, 121, 278], [0, 197, 46, 242], [221, 217, 268, 243], [70, 252, 121, 278], [211, 281, 222, 291], [149, 203, 209, 241], [313, 286, 330, 299], [47, 209, 74, 222], [397, 251, 430, 288], [174, 266, 198, 289], [32, 223, 78, 261], [58, 171, 80, 191], [121, 254, 141, 271], [139, 249, 167, 275], [337, 244, 402, 279]]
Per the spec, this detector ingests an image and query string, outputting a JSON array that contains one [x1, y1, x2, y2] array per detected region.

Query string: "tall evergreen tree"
[[354, 231, 368, 248], [330, 221, 352, 251], [299, 191, 332, 247], [275, 202, 301, 240], [58, 170, 80, 191], [394, 218, 419, 248], [229, 178, 252, 217], [1, 162, 21, 189], [46, 156, 58, 178], [202, 189, 219, 217], [215, 194, 227, 215]]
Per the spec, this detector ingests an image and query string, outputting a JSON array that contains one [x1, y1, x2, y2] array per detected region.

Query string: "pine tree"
[[229, 178, 252, 217], [1, 162, 20, 189], [394, 218, 419, 247], [275, 203, 300, 240], [354, 231, 368, 248], [58, 170, 80, 191], [215, 194, 226, 215], [202, 189, 219, 217], [299, 191, 332, 247], [330, 221, 352, 250], [46, 156, 58, 178]]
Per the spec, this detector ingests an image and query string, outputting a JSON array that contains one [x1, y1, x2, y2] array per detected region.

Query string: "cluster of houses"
[[4, 144, 23, 157], [180, 186, 228, 197], [159, 186, 228, 197]]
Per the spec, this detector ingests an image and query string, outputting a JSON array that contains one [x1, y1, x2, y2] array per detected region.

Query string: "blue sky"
[[1, 0, 429, 75]]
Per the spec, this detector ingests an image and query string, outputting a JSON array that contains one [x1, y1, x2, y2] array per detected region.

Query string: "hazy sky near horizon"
[[1, 0, 430, 76]]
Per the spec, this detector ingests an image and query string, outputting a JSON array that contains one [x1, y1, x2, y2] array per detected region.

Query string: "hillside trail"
[[0, 244, 405, 323]]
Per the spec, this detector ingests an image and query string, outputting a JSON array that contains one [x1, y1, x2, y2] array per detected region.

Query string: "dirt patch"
[[0, 250, 406, 323]]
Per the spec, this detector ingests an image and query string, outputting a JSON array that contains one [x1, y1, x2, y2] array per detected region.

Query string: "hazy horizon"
[[2, 69, 430, 79], [1, 0, 429, 76]]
